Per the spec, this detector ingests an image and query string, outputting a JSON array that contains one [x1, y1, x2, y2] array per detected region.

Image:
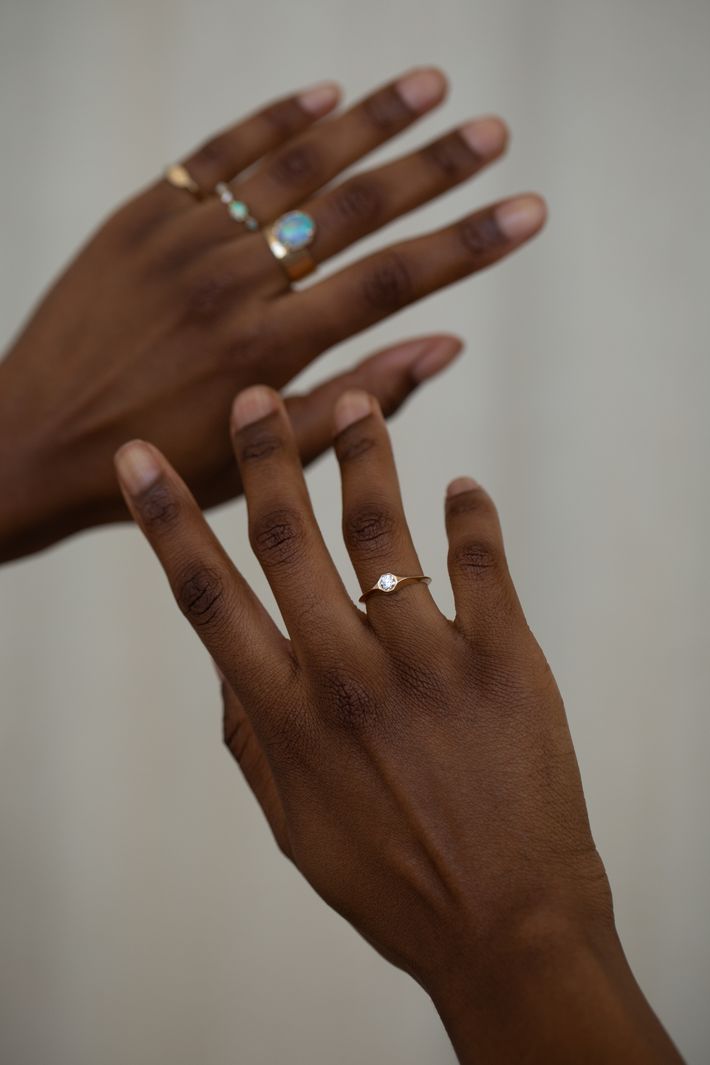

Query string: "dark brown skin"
[[115, 387, 683, 1064], [0, 67, 545, 562]]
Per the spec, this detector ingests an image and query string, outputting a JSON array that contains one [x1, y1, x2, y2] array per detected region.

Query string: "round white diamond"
[[378, 573, 398, 592]]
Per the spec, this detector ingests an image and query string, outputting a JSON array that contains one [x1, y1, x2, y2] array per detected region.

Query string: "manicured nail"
[[411, 336, 462, 382], [495, 194, 547, 241], [299, 81, 341, 116], [447, 476, 481, 497], [334, 390, 373, 433], [115, 440, 161, 495], [396, 67, 447, 113], [232, 386, 278, 431], [460, 116, 508, 158]]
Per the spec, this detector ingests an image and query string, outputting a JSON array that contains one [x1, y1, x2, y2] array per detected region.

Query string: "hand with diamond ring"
[[114, 386, 682, 1065], [0, 67, 546, 562]]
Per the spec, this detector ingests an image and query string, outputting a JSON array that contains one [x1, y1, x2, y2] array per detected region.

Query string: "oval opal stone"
[[275, 211, 315, 250]]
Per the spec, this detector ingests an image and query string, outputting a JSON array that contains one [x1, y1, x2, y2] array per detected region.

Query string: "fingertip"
[[333, 389, 375, 435], [459, 115, 510, 159], [114, 439, 163, 496], [495, 193, 548, 242], [411, 334, 463, 382], [298, 80, 342, 117], [231, 385, 280, 433], [446, 476, 481, 498], [396, 65, 448, 113]]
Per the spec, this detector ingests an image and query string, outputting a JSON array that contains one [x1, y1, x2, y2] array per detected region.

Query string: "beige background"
[[1, 0, 709, 1062]]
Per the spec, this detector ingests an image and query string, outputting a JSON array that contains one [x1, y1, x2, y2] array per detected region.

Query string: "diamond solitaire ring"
[[359, 572, 432, 603], [264, 210, 317, 282]]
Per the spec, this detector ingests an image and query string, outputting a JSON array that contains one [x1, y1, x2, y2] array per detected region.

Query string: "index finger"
[[114, 439, 294, 708]]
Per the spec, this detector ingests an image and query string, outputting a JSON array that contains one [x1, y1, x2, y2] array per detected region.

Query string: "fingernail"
[[460, 116, 508, 159], [411, 336, 462, 382], [447, 476, 480, 497], [396, 67, 447, 113], [299, 81, 341, 116], [231, 386, 278, 431], [334, 390, 373, 433], [495, 194, 547, 241], [115, 440, 161, 495]]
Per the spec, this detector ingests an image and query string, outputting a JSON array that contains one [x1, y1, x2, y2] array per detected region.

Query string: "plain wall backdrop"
[[1, 1, 709, 1062]]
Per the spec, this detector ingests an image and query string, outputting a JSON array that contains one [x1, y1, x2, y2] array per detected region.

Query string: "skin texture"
[[115, 388, 683, 1065], [0, 67, 546, 562]]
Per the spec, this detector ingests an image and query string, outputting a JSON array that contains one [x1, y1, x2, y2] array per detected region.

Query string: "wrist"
[[425, 906, 681, 1065], [0, 420, 55, 561], [0, 357, 81, 561]]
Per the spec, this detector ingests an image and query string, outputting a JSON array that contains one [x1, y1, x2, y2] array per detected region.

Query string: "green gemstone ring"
[[215, 183, 259, 232]]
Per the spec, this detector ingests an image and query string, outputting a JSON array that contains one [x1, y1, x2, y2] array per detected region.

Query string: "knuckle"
[[335, 428, 377, 464], [344, 502, 397, 557], [190, 134, 229, 170], [250, 507, 305, 567], [182, 268, 237, 321], [138, 481, 181, 533], [422, 130, 480, 179], [268, 141, 321, 187], [451, 537, 502, 579], [223, 313, 283, 371], [106, 196, 167, 248], [237, 427, 285, 464], [176, 565, 227, 628], [263, 97, 307, 135], [330, 178, 384, 228], [150, 234, 198, 277], [392, 654, 448, 707], [362, 86, 411, 131], [458, 212, 505, 258], [318, 667, 378, 730], [446, 489, 498, 521], [362, 252, 414, 312]]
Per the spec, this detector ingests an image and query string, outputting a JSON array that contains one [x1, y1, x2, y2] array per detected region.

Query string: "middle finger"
[[231, 386, 365, 661], [302, 115, 508, 267], [227, 67, 448, 225]]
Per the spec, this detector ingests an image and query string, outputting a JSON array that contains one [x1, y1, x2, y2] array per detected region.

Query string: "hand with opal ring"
[[0, 67, 545, 562], [115, 387, 682, 1065]]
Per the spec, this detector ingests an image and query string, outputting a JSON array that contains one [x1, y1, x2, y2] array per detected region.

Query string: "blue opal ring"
[[215, 182, 260, 231], [264, 210, 317, 282]]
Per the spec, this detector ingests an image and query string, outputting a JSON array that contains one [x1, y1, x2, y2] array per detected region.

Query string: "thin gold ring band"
[[359, 573, 432, 603], [164, 163, 201, 198]]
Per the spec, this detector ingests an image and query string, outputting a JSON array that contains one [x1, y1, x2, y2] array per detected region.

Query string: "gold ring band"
[[164, 163, 201, 198], [264, 211, 317, 282], [359, 572, 432, 603]]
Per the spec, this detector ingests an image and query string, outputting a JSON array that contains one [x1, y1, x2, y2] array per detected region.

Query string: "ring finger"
[[268, 193, 546, 380], [333, 391, 441, 640], [239, 113, 508, 293]]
